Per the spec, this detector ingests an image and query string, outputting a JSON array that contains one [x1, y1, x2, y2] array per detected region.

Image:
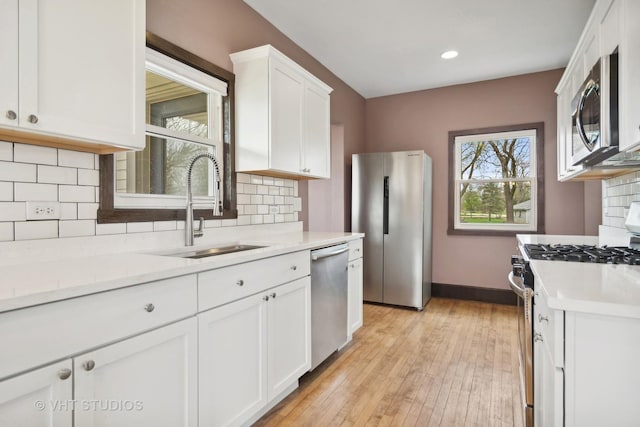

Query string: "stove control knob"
[[512, 263, 524, 276], [511, 255, 523, 265]]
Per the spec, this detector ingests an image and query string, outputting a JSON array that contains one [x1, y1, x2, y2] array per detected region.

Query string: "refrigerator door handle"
[[383, 176, 389, 235]]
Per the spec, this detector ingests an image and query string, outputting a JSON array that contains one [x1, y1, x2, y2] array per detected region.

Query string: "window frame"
[[98, 32, 237, 223], [447, 122, 545, 236]]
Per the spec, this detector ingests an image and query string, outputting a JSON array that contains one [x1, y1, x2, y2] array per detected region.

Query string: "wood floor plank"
[[254, 298, 523, 427]]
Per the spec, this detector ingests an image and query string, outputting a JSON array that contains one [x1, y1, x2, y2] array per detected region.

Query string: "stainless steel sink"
[[166, 244, 266, 259]]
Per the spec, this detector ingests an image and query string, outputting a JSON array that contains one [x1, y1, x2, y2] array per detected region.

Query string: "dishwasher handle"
[[311, 246, 349, 261]]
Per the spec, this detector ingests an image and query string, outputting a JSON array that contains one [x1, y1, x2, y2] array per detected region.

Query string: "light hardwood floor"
[[255, 297, 523, 427]]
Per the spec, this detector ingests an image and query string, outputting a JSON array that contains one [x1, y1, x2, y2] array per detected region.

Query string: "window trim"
[[98, 32, 237, 223], [447, 122, 545, 236]]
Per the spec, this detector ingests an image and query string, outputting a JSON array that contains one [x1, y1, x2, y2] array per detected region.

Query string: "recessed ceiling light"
[[441, 50, 459, 60]]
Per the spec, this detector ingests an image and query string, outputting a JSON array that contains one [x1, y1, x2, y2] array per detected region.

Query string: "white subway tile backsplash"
[[0, 202, 26, 221], [0, 141, 12, 161], [95, 223, 126, 235], [0, 142, 302, 242], [126, 222, 154, 233], [78, 203, 99, 220], [60, 203, 78, 220], [59, 185, 94, 202], [603, 171, 640, 229], [37, 165, 77, 185], [59, 220, 95, 238], [14, 220, 58, 240], [58, 149, 95, 169], [14, 183, 58, 201], [14, 144, 57, 165], [0, 182, 13, 201], [0, 161, 36, 182], [78, 169, 99, 186], [153, 221, 177, 232], [0, 222, 14, 241]]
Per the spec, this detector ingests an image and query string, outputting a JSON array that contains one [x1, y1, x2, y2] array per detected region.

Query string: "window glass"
[[449, 125, 543, 234], [114, 49, 226, 208]]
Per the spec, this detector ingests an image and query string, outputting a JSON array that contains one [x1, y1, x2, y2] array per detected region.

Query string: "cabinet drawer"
[[0, 274, 197, 380], [348, 239, 363, 261], [534, 289, 564, 368], [199, 250, 310, 311]]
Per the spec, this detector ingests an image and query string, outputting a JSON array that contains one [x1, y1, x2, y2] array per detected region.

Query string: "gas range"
[[524, 243, 640, 265]]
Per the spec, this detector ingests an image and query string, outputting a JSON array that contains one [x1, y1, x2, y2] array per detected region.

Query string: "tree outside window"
[[448, 123, 545, 235]]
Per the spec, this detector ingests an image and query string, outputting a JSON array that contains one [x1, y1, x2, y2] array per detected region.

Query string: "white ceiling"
[[244, 0, 596, 98]]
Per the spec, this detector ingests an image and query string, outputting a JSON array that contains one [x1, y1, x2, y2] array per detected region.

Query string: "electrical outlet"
[[26, 201, 61, 220]]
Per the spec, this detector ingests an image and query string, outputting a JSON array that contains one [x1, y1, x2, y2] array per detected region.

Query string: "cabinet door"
[[303, 81, 331, 178], [619, 0, 640, 151], [73, 318, 197, 427], [348, 258, 363, 337], [0, 0, 19, 129], [267, 277, 311, 401], [18, 0, 144, 149], [269, 57, 304, 174], [199, 293, 268, 427], [534, 340, 563, 427], [0, 360, 72, 427]]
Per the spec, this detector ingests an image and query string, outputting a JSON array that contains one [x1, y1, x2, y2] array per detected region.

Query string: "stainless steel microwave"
[[571, 52, 618, 166]]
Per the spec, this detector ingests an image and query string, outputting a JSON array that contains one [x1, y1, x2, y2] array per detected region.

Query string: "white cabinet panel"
[[74, 318, 197, 427], [0, 360, 72, 427], [348, 257, 363, 337], [231, 45, 332, 179], [0, 0, 145, 152], [267, 277, 311, 400], [0, 0, 19, 129], [270, 57, 304, 174], [199, 293, 268, 427], [619, 0, 640, 151]]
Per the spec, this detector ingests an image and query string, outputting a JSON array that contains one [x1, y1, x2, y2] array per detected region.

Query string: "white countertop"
[[0, 231, 363, 313], [517, 234, 640, 318]]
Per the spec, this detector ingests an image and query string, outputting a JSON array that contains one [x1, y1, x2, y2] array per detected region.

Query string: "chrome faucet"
[[185, 153, 223, 246]]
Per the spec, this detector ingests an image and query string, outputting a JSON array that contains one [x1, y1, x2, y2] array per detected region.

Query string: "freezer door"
[[351, 153, 384, 303], [383, 152, 424, 308]]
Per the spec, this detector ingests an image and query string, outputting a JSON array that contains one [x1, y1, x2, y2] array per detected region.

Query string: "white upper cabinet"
[[0, 0, 145, 153], [617, 0, 640, 151], [231, 45, 333, 179]]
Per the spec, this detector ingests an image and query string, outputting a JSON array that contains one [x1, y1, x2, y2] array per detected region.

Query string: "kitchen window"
[[98, 33, 236, 223], [448, 123, 545, 235]]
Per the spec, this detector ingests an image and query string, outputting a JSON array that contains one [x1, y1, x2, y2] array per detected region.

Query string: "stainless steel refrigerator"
[[351, 151, 432, 309]]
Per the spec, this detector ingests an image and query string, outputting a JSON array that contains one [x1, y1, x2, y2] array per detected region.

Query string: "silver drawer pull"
[[290, 265, 297, 271], [351, 263, 356, 268], [236, 279, 244, 287], [58, 368, 72, 380], [271, 292, 277, 299], [144, 303, 155, 312], [355, 248, 360, 252], [263, 295, 270, 301], [83, 360, 95, 371], [538, 314, 549, 323], [534, 333, 543, 343], [27, 114, 38, 124], [6, 110, 16, 120]]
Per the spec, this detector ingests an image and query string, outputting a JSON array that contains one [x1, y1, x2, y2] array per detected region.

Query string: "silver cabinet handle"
[[534, 333, 543, 343], [236, 279, 244, 287], [263, 295, 270, 301], [5, 110, 16, 120], [58, 368, 72, 380], [83, 360, 96, 371], [144, 303, 155, 312], [270, 292, 277, 299], [27, 114, 38, 124], [351, 263, 356, 268], [538, 314, 549, 323], [290, 265, 297, 271]]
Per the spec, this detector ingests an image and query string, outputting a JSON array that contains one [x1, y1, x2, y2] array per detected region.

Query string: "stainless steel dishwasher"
[[310, 243, 349, 370]]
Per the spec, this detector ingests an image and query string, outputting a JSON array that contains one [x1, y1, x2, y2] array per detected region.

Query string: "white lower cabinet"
[[0, 359, 73, 427], [73, 318, 197, 427], [199, 277, 311, 427], [348, 257, 363, 338]]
